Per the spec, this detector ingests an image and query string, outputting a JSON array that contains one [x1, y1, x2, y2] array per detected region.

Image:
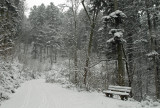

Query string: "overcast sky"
[[25, 0, 67, 17]]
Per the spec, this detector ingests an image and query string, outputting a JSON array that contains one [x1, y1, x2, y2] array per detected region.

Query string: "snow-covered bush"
[[45, 59, 69, 84], [0, 92, 10, 101], [45, 72, 56, 83], [140, 97, 160, 108], [0, 60, 25, 103]]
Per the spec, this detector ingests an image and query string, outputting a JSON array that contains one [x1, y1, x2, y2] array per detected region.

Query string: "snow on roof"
[[146, 50, 159, 57]]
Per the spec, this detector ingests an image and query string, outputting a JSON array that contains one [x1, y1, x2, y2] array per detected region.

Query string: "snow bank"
[[0, 79, 159, 108], [0, 60, 25, 104], [0, 79, 140, 108], [139, 97, 160, 108]]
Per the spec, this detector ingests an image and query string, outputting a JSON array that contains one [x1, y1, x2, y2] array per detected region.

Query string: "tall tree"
[[0, 0, 22, 59], [81, 0, 100, 86], [102, 1, 127, 86], [145, 0, 160, 99], [67, 0, 80, 85]]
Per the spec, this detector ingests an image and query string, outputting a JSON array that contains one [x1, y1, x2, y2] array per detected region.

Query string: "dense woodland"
[[0, 0, 160, 102]]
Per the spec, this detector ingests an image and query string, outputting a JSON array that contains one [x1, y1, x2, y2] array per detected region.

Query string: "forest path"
[[0, 79, 139, 108]]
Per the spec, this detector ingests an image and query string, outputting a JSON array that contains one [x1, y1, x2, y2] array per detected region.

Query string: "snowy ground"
[[0, 79, 143, 108]]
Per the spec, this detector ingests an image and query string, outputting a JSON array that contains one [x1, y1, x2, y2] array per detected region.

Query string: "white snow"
[[114, 32, 123, 38], [121, 38, 127, 43], [107, 29, 125, 43], [114, 10, 127, 18], [98, 27, 104, 31], [103, 90, 129, 95], [107, 38, 115, 43], [134, 39, 148, 44], [0, 60, 25, 103], [102, 10, 127, 20], [109, 29, 124, 35], [146, 50, 159, 57], [106, 88, 130, 93], [109, 85, 131, 90], [0, 79, 141, 108], [102, 15, 111, 20]]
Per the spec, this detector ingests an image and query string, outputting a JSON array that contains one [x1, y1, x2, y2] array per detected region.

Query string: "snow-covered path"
[[1, 79, 139, 108]]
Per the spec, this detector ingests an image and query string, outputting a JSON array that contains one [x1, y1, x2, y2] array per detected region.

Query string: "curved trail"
[[0, 79, 139, 108]]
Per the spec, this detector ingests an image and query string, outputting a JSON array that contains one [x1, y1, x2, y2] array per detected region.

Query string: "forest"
[[0, 0, 160, 106]]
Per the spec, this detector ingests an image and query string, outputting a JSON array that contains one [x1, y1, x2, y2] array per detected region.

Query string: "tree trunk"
[[117, 43, 125, 86], [137, 69, 143, 101], [50, 46, 53, 65], [54, 48, 57, 63], [114, 0, 118, 11], [114, 0, 125, 86], [145, 0, 153, 50], [125, 33, 134, 96], [40, 47, 42, 62], [70, 0, 79, 85], [68, 57, 71, 81], [84, 22, 95, 85], [145, 0, 159, 99], [153, 12, 159, 99], [34, 44, 37, 59], [74, 48, 78, 84], [47, 46, 49, 57]]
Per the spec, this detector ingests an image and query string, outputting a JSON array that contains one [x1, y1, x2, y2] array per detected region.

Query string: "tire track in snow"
[[19, 83, 32, 108], [0, 79, 140, 108], [37, 81, 49, 108], [42, 83, 60, 108], [43, 83, 73, 108]]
